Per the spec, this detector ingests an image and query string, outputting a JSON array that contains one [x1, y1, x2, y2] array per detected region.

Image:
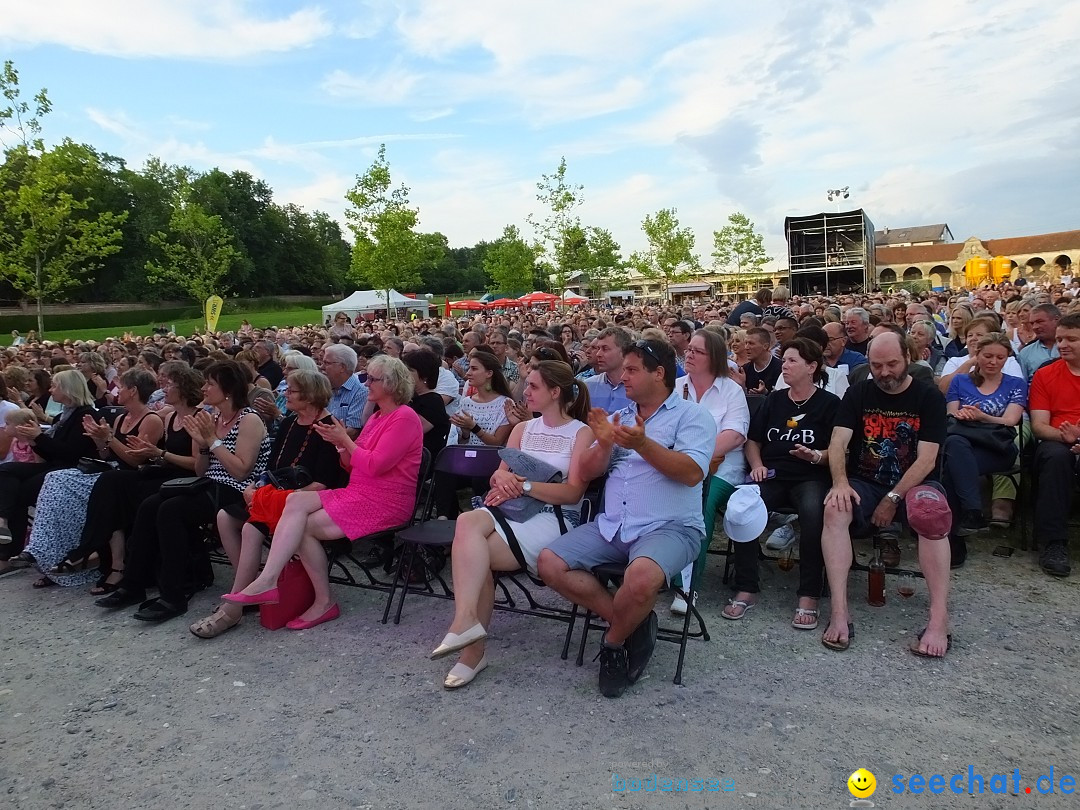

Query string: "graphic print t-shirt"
[[835, 378, 947, 487], [748, 388, 839, 481]]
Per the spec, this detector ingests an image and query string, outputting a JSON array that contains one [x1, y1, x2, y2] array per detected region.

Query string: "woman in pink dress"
[[224, 356, 423, 629]]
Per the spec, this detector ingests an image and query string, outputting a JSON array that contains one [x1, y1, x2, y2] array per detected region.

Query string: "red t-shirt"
[[1029, 360, 1080, 428]]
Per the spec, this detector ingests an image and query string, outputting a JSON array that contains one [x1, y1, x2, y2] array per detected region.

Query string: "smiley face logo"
[[847, 768, 877, 798]]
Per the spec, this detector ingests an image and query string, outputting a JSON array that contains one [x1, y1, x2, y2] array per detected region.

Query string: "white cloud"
[[0, 1, 330, 59], [85, 108, 140, 140]]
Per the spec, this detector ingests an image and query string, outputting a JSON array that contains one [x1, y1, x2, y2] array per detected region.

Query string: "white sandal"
[[721, 599, 756, 621], [791, 607, 819, 631]]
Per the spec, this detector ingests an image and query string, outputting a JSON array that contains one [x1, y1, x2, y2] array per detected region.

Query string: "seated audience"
[[820, 332, 952, 658], [1029, 313, 1080, 578], [742, 338, 839, 627], [190, 369, 343, 638], [22, 369, 163, 588], [435, 351, 512, 519], [222, 356, 423, 630], [537, 339, 716, 697], [670, 328, 749, 614], [941, 333, 1025, 541], [0, 370, 98, 562], [432, 361, 593, 689], [96, 361, 271, 623]]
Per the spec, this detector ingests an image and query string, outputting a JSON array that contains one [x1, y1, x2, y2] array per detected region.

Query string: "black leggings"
[[0, 461, 58, 558], [432, 471, 491, 519], [122, 481, 244, 607]]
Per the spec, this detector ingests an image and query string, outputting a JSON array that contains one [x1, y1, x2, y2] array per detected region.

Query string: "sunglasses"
[[633, 339, 662, 364]]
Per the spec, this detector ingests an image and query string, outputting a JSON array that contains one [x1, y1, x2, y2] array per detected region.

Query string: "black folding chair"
[[326, 447, 432, 591], [560, 555, 710, 686], [381, 444, 503, 624]]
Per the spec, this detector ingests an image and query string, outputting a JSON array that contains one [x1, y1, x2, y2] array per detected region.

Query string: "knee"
[[621, 560, 664, 601], [536, 549, 566, 582]]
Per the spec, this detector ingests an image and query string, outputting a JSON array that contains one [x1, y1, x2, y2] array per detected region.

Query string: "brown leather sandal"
[[189, 608, 242, 639]]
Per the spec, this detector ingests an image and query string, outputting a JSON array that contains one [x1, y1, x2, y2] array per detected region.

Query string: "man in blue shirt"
[[321, 343, 368, 439], [583, 327, 633, 414], [538, 339, 716, 698], [1018, 304, 1060, 381]]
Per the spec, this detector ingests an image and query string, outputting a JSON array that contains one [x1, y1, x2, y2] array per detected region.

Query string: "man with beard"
[[819, 332, 952, 658]]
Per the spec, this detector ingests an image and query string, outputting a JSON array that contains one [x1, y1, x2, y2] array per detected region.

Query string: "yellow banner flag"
[[205, 295, 224, 332]]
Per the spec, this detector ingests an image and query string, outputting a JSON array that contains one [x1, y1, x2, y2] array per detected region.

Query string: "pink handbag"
[[259, 558, 315, 630]]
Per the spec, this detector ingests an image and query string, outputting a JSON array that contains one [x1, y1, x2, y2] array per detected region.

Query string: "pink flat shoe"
[[285, 603, 340, 630], [221, 588, 280, 606]]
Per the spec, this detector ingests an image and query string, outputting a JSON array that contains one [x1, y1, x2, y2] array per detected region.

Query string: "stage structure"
[[785, 209, 876, 295]]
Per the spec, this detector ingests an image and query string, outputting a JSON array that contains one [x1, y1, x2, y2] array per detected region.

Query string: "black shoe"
[[596, 642, 631, 698], [1040, 543, 1071, 578], [133, 597, 188, 623], [626, 610, 658, 683], [96, 587, 146, 609], [950, 536, 968, 569], [955, 510, 987, 537]]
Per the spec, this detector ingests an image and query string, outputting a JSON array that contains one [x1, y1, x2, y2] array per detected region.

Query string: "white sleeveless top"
[[519, 416, 586, 515]]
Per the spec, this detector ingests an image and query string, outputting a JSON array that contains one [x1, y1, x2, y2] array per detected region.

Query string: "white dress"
[[483, 417, 586, 575]]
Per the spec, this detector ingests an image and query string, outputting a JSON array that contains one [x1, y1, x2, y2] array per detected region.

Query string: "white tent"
[[322, 289, 428, 323], [562, 289, 589, 302]]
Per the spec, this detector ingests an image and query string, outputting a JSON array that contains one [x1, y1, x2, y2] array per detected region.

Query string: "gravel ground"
[[1, 528, 1076, 810]]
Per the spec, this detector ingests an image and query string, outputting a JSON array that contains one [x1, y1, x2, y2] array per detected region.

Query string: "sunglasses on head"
[[633, 339, 662, 364]]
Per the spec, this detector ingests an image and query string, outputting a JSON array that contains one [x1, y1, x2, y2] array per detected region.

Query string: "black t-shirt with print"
[[743, 355, 782, 392], [835, 378, 947, 487], [748, 388, 839, 481]]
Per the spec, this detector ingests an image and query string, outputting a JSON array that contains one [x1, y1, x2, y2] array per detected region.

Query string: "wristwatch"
[[209, 439, 224, 452], [522, 481, 533, 493], [885, 491, 902, 505], [470, 424, 482, 435]]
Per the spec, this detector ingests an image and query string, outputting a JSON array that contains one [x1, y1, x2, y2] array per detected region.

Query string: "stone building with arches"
[[876, 229, 1080, 289]]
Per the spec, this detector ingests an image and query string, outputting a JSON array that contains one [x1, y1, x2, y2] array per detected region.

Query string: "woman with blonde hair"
[[0, 369, 98, 561], [223, 356, 423, 630], [944, 304, 974, 358]]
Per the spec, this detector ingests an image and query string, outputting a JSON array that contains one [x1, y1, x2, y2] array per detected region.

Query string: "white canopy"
[[562, 289, 588, 301], [322, 289, 427, 322]]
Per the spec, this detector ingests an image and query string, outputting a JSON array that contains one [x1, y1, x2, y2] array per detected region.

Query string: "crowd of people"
[[0, 277, 1077, 698]]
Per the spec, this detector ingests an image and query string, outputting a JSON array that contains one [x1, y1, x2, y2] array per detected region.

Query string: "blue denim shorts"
[[544, 520, 703, 586]]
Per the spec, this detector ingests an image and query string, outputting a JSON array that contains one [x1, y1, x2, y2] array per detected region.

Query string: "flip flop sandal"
[[791, 607, 819, 630], [32, 576, 57, 589], [721, 599, 756, 621], [909, 628, 952, 658], [821, 621, 854, 651]]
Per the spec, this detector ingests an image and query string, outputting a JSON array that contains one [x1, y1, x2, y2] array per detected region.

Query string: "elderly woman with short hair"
[[224, 356, 424, 630], [191, 368, 345, 638]]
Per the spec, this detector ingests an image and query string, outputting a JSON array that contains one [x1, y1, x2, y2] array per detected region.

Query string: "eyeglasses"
[[684, 346, 705, 356], [367, 375, 384, 384]]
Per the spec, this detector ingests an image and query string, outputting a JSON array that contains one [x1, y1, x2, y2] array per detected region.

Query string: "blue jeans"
[[941, 434, 1017, 514]]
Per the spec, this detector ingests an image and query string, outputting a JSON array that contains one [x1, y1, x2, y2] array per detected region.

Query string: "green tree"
[[145, 181, 242, 305], [485, 224, 537, 295], [527, 157, 583, 293], [0, 63, 125, 334], [344, 144, 422, 316], [0, 141, 127, 335], [712, 212, 773, 291], [581, 226, 628, 299], [629, 208, 700, 302]]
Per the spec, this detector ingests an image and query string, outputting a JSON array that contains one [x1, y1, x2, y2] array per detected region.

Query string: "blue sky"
[[2, 0, 1078, 270]]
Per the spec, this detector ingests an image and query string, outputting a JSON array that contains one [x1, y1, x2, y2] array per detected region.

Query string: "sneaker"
[[955, 509, 987, 537], [765, 522, 797, 552], [670, 592, 697, 616], [596, 642, 631, 698], [626, 611, 658, 683], [1040, 542, 1071, 578]]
